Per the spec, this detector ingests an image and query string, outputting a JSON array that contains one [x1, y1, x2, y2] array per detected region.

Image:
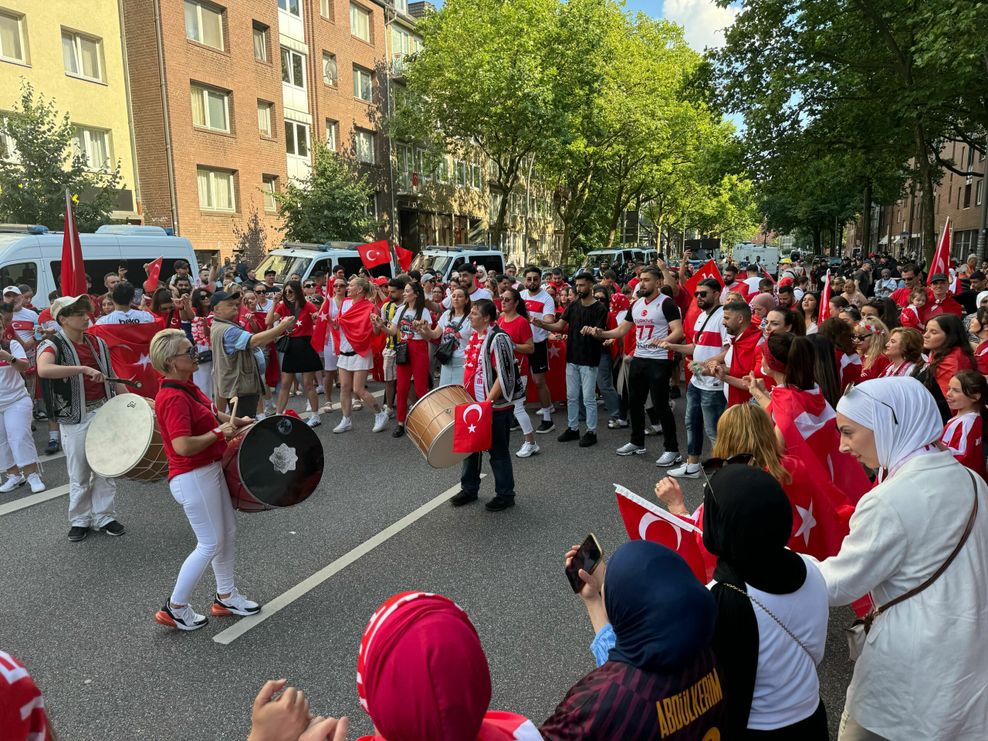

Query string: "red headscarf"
[[357, 592, 531, 741]]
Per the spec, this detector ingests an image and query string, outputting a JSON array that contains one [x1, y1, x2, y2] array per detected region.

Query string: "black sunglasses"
[[843, 382, 898, 424], [303, 283, 315, 288]]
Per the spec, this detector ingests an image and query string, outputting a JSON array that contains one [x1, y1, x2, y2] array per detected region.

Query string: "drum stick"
[[108, 377, 143, 389], [229, 396, 239, 421]]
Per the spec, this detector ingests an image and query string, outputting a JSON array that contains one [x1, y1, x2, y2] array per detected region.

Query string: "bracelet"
[[212, 427, 225, 441]]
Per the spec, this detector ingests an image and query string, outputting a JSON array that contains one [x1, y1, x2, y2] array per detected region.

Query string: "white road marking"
[[0, 484, 70, 517], [213, 475, 484, 645]]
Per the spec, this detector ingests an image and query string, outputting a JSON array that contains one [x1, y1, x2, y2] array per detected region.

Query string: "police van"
[[0, 224, 199, 307], [580, 248, 645, 276], [254, 241, 396, 287], [409, 245, 505, 283]]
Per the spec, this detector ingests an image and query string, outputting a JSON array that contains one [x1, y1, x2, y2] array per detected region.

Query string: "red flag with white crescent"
[[357, 240, 391, 270], [927, 218, 952, 286], [395, 244, 414, 272], [453, 400, 492, 452], [614, 484, 707, 582], [684, 259, 723, 296], [143, 256, 163, 294], [61, 190, 87, 297], [87, 321, 165, 398], [818, 269, 832, 322]]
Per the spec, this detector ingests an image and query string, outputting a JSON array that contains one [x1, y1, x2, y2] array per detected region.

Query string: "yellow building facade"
[[0, 0, 139, 218]]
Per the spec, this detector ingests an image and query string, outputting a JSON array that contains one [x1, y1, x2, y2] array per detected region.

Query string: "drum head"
[[233, 415, 323, 507], [427, 424, 469, 468], [85, 394, 155, 478]]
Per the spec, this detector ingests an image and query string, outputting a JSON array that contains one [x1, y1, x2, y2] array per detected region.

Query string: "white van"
[[254, 242, 396, 287], [409, 245, 505, 283], [0, 224, 198, 307], [580, 248, 644, 276], [732, 243, 780, 275]]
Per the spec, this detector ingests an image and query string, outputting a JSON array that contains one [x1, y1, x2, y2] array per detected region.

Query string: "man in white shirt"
[[521, 265, 557, 433], [95, 282, 156, 325], [742, 264, 763, 294]]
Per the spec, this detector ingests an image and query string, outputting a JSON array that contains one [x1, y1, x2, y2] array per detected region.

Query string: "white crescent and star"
[[462, 403, 484, 425], [794, 501, 816, 546], [365, 249, 381, 261], [638, 513, 682, 549]]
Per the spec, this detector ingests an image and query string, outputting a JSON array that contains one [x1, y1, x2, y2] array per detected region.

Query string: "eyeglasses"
[[843, 382, 898, 424], [852, 333, 873, 342], [303, 283, 315, 288], [171, 346, 198, 361], [694, 291, 709, 298], [256, 288, 267, 294]]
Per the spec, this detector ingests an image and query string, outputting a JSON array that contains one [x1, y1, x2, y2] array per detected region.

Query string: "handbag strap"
[[720, 582, 816, 665], [869, 469, 979, 624]]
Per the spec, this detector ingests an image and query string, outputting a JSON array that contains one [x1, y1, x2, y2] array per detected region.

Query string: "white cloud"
[[663, 0, 740, 51]]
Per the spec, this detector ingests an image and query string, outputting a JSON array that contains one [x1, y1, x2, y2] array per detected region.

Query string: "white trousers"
[[0, 395, 38, 470], [513, 396, 534, 435], [62, 409, 117, 528], [168, 461, 237, 605]]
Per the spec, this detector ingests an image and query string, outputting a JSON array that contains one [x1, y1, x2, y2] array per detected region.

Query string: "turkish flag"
[[614, 484, 707, 582], [927, 218, 952, 286], [143, 256, 163, 294], [818, 269, 832, 322], [357, 240, 391, 270], [87, 321, 164, 398], [395, 245, 414, 272], [684, 259, 723, 296], [780, 455, 852, 560], [452, 400, 492, 453], [61, 190, 87, 297]]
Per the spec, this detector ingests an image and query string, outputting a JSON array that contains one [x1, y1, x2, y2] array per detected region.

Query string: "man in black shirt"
[[534, 272, 608, 447]]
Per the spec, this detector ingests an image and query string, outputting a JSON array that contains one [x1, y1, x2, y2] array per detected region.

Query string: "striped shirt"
[[690, 306, 728, 391], [380, 301, 399, 350]]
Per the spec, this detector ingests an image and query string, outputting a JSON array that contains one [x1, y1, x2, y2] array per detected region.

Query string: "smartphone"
[[566, 534, 603, 593]]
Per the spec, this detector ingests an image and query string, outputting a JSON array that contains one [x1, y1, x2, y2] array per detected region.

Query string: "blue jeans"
[[685, 382, 726, 458], [460, 408, 515, 498], [566, 363, 599, 432], [597, 353, 620, 420]]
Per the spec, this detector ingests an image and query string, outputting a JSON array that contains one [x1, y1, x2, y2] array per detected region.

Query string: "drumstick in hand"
[[229, 396, 239, 421]]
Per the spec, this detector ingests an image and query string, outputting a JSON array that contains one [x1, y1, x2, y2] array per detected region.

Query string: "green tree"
[[275, 142, 376, 243], [0, 83, 121, 232], [233, 205, 268, 267]]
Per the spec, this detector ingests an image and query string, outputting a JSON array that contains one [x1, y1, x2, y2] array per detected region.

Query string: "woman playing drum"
[[150, 329, 259, 632]]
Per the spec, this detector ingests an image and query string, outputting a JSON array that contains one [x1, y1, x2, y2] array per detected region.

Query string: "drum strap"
[[160, 381, 220, 421]]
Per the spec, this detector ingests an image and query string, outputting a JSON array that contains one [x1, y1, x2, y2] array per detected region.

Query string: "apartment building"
[[0, 0, 139, 219]]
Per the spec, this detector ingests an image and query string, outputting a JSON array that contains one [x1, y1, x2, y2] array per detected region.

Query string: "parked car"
[[408, 245, 505, 283], [254, 241, 396, 287]]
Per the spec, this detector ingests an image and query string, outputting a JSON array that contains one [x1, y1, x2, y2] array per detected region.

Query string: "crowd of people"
[[4, 248, 988, 739]]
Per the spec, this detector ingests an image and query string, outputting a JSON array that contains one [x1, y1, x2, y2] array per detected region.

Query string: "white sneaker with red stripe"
[[212, 589, 261, 617], [155, 602, 208, 631]]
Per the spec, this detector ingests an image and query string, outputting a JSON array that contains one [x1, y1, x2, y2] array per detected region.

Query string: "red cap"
[[373, 276, 388, 286]]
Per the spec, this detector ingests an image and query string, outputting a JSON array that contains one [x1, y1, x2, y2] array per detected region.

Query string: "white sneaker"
[[212, 589, 261, 617], [655, 452, 683, 467], [668, 462, 701, 478], [0, 474, 25, 493], [616, 443, 646, 456], [372, 411, 389, 433], [264, 403, 276, 415], [316, 385, 324, 394], [255, 412, 267, 421], [353, 399, 364, 411], [333, 417, 352, 433], [27, 473, 45, 493], [155, 602, 208, 631], [515, 441, 540, 458], [306, 414, 321, 428], [304, 401, 313, 412], [384, 405, 395, 419], [643, 424, 661, 436]]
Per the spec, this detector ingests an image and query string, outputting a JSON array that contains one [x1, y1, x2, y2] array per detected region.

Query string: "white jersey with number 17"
[[625, 294, 680, 361]]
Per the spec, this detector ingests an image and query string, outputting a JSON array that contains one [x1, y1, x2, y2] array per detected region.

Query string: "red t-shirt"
[[41, 340, 106, 402], [155, 379, 227, 479], [496, 314, 533, 376], [153, 309, 182, 329], [275, 301, 315, 337]]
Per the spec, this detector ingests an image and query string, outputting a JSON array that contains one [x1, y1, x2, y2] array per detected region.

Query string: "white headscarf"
[[977, 290, 988, 309], [836, 377, 942, 474]]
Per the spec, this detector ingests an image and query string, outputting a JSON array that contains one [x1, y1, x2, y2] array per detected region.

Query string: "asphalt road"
[[0, 384, 853, 739]]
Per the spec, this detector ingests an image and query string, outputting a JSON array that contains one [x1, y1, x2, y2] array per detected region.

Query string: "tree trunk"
[[861, 179, 872, 254], [813, 227, 822, 253], [605, 183, 626, 248], [912, 124, 937, 264]]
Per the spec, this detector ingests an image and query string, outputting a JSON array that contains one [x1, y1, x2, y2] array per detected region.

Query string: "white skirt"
[[337, 352, 373, 372]]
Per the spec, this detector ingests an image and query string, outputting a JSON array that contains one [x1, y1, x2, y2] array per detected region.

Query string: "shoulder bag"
[[435, 313, 466, 366], [845, 469, 979, 661], [275, 302, 298, 353], [394, 306, 418, 365]]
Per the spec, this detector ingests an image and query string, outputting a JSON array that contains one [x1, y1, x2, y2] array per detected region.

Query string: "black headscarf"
[[702, 464, 807, 736]]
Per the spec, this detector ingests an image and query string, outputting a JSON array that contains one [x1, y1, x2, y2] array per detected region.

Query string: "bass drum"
[[223, 414, 324, 512], [85, 394, 169, 482], [405, 384, 473, 468]]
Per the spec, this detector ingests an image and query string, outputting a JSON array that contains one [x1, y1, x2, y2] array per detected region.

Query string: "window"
[[278, 0, 301, 17], [964, 182, 972, 209], [978, 179, 984, 207], [353, 65, 373, 102], [197, 167, 236, 211], [74, 126, 112, 170], [325, 119, 338, 151], [0, 262, 36, 294], [184, 1, 224, 51], [257, 100, 273, 137], [455, 159, 466, 187], [394, 0, 408, 13], [262, 175, 278, 212], [281, 47, 305, 88], [61, 30, 103, 82], [322, 52, 338, 86], [0, 11, 26, 64], [437, 154, 450, 183], [415, 148, 431, 183], [350, 3, 371, 42], [354, 129, 375, 164], [365, 194, 377, 218], [285, 121, 310, 158], [191, 84, 231, 132], [471, 163, 482, 189], [252, 23, 269, 62], [320, 0, 334, 19]]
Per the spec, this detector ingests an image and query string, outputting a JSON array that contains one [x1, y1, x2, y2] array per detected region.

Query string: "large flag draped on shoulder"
[[453, 400, 492, 453], [818, 269, 832, 322], [614, 484, 707, 582], [87, 320, 164, 398], [769, 385, 871, 504], [336, 298, 385, 357], [684, 259, 723, 296], [927, 218, 952, 286], [357, 240, 391, 270], [61, 190, 87, 297]]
